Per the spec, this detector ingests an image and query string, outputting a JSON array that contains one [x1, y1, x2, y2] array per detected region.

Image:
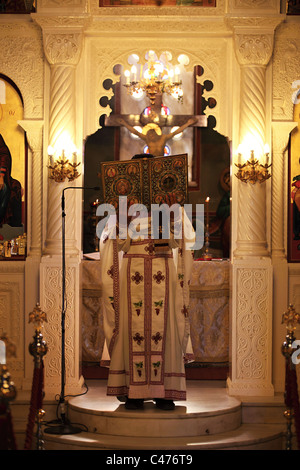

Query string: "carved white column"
[[43, 31, 83, 256], [17, 120, 44, 257], [228, 28, 276, 396], [234, 33, 274, 257], [32, 15, 87, 399]]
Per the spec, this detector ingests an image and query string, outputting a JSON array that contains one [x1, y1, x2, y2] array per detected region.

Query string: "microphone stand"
[[44, 186, 100, 435]]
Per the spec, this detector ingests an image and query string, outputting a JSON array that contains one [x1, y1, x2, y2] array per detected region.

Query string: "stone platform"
[[42, 380, 286, 450]]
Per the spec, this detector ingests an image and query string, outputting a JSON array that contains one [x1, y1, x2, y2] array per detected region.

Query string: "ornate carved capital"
[[32, 14, 90, 66], [43, 32, 83, 66], [227, 15, 283, 66], [234, 32, 274, 66]]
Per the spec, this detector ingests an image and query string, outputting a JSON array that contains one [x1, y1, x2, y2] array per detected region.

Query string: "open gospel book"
[[100, 153, 188, 211]]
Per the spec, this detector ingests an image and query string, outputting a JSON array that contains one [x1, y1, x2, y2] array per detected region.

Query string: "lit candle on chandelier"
[[47, 145, 55, 166], [131, 65, 137, 82], [125, 69, 130, 85], [264, 144, 270, 165], [237, 144, 243, 165]]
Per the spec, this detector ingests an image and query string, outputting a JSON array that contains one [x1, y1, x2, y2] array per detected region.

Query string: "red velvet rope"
[[285, 358, 300, 450], [24, 361, 44, 450]]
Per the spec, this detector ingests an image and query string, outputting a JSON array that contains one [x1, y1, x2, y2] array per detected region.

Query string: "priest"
[[99, 154, 195, 410]]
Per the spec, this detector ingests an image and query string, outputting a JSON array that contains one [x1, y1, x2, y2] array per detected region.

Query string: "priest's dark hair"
[[131, 153, 154, 159]]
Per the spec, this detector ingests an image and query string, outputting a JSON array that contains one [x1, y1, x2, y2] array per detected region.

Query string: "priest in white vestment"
[[99, 168, 195, 410]]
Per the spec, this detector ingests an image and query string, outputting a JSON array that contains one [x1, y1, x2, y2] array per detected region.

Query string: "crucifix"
[[104, 93, 207, 157]]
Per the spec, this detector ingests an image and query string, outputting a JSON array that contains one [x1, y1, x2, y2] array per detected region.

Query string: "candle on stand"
[[205, 196, 210, 227], [0, 340, 6, 365], [203, 196, 212, 260]]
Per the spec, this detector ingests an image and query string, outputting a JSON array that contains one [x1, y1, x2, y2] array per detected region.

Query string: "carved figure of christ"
[[105, 113, 207, 157]]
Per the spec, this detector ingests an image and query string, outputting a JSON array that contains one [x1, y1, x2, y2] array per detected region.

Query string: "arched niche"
[[0, 74, 27, 258], [83, 50, 231, 259]]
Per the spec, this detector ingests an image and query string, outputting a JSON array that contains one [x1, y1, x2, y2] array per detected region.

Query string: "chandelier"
[[123, 53, 183, 106], [48, 151, 81, 183], [235, 144, 271, 185], [47, 132, 81, 183]]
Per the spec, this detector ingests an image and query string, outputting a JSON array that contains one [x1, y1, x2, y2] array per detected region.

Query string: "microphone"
[[61, 186, 100, 211], [45, 184, 102, 436], [63, 186, 100, 191]]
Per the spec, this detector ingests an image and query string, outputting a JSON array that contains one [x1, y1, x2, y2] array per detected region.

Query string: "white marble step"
[[67, 380, 241, 438], [43, 423, 284, 450], [42, 381, 285, 450]]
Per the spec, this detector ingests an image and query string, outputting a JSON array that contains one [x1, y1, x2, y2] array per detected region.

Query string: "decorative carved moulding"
[[226, 15, 284, 31], [31, 14, 91, 37], [0, 20, 44, 119], [87, 16, 231, 36], [228, 0, 281, 14], [228, 259, 274, 396]]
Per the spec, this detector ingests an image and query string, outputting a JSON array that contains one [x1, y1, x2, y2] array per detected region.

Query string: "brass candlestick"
[[203, 196, 212, 260], [28, 303, 48, 368], [27, 303, 48, 450]]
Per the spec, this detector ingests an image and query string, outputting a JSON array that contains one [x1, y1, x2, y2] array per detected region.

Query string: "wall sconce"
[[235, 144, 271, 184], [48, 145, 81, 183]]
